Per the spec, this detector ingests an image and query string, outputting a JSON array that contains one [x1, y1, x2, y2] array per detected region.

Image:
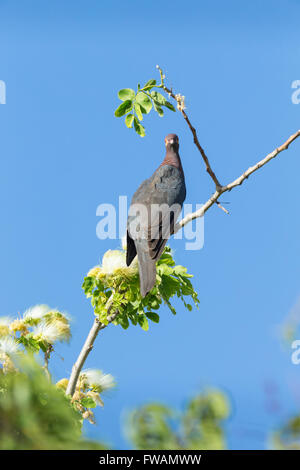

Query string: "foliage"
[[0, 305, 115, 426], [58, 369, 115, 425], [273, 415, 300, 450], [126, 389, 230, 450], [83, 246, 199, 331], [0, 357, 106, 450], [0, 304, 71, 359], [114, 69, 176, 137], [0, 305, 71, 375]]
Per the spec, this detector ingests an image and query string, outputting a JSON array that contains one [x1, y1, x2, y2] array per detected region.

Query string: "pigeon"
[[126, 133, 186, 297]]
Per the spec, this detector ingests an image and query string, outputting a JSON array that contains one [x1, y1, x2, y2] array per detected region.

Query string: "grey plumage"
[[126, 134, 186, 297]]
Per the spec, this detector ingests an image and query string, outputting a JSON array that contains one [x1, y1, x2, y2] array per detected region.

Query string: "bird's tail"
[[136, 241, 157, 298]]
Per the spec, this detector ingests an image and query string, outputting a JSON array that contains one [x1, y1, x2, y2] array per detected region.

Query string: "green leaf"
[[173, 265, 188, 276], [82, 276, 96, 296], [149, 299, 160, 309], [128, 311, 138, 326], [118, 88, 135, 101], [18, 336, 40, 353], [133, 116, 145, 137], [118, 314, 130, 329], [151, 91, 167, 105], [158, 248, 175, 266], [143, 79, 156, 90], [125, 114, 134, 128], [136, 92, 152, 114], [134, 102, 143, 121], [164, 298, 177, 315], [178, 276, 194, 295], [80, 397, 97, 409], [145, 312, 160, 323], [38, 340, 49, 353], [138, 314, 149, 331], [157, 264, 173, 276], [114, 100, 133, 117], [153, 101, 164, 117], [165, 101, 176, 112]]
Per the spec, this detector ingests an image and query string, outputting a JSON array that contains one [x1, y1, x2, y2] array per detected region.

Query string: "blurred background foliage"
[[1, 357, 300, 449], [272, 416, 300, 450], [126, 389, 229, 450], [0, 358, 106, 449]]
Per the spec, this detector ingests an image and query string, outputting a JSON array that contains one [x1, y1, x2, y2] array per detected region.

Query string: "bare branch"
[[174, 129, 300, 232], [224, 129, 300, 192], [158, 66, 300, 208], [66, 296, 120, 397], [157, 65, 222, 189], [216, 201, 230, 215]]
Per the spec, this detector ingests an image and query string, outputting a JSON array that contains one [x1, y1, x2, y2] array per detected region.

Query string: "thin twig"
[[157, 65, 222, 189], [216, 201, 229, 215]]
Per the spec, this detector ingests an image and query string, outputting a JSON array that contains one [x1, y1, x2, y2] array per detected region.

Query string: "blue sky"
[[0, 0, 300, 449]]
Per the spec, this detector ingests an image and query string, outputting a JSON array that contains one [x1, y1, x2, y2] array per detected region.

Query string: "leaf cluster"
[[82, 247, 199, 331], [114, 77, 175, 137]]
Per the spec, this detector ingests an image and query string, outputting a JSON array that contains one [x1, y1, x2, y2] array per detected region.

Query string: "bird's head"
[[165, 133, 179, 151]]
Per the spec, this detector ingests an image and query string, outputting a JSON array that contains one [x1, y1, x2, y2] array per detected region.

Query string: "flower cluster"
[[56, 369, 115, 423], [0, 304, 71, 372], [83, 246, 199, 331], [175, 93, 186, 112], [0, 304, 115, 425], [88, 249, 138, 280]]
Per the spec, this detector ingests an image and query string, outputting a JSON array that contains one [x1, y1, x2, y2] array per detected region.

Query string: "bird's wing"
[[147, 204, 181, 260], [126, 165, 185, 296], [126, 230, 137, 266], [128, 166, 183, 260]]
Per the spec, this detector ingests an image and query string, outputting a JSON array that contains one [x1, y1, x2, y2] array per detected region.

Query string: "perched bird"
[[126, 133, 186, 297]]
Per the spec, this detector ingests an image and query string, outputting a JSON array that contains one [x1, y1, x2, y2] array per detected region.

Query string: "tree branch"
[[224, 130, 300, 192], [43, 345, 52, 381], [174, 129, 300, 232], [66, 296, 120, 397], [157, 65, 222, 190], [157, 66, 300, 223]]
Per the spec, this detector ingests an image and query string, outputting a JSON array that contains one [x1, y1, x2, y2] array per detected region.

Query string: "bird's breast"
[[152, 165, 186, 206]]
